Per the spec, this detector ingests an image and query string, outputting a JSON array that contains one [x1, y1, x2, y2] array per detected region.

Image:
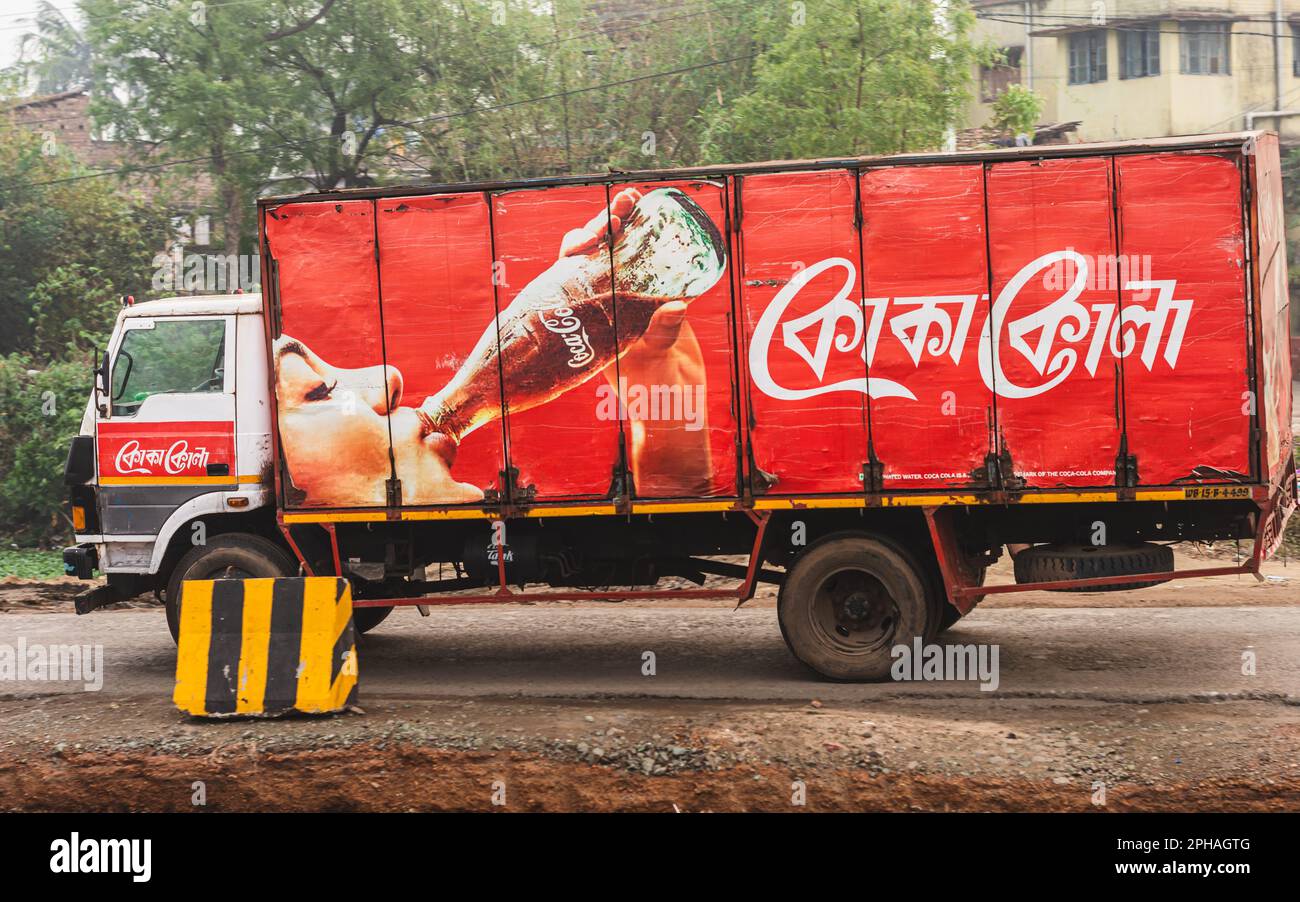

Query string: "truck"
[[63, 131, 1296, 681]]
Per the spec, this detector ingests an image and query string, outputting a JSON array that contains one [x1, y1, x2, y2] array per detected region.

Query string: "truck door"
[[96, 315, 237, 542], [737, 169, 870, 495]]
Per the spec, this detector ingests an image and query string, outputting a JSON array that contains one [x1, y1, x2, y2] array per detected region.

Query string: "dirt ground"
[[2, 543, 1298, 813]]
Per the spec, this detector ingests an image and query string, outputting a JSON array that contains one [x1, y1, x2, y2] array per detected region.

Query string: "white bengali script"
[[113, 439, 211, 475], [749, 250, 1194, 401]]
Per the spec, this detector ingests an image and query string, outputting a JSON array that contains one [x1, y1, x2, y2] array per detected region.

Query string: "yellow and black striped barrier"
[[174, 577, 358, 717]]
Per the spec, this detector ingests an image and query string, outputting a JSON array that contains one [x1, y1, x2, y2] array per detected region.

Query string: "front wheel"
[[352, 605, 394, 634], [778, 534, 931, 681], [164, 533, 298, 643]]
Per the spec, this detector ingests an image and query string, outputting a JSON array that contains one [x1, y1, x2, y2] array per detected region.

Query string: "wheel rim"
[[810, 566, 899, 654]]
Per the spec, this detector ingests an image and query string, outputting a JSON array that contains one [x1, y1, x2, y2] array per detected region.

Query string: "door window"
[[111, 319, 226, 417]]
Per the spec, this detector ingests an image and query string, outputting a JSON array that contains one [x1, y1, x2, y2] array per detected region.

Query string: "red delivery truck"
[[63, 132, 1295, 680]]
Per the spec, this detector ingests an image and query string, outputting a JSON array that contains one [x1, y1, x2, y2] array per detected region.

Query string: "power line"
[[976, 12, 1296, 40], [1, 51, 758, 192]]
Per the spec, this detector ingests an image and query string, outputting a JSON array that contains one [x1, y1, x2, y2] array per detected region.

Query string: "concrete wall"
[[968, 0, 1300, 142]]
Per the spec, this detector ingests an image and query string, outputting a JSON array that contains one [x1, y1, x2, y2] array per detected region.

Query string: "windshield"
[[111, 319, 226, 417]]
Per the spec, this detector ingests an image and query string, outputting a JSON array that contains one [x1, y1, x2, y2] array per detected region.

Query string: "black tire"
[[778, 533, 931, 681], [352, 605, 394, 634], [1013, 542, 1174, 592], [164, 533, 298, 643]]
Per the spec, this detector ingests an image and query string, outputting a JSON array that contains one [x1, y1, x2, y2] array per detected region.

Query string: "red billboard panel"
[[738, 170, 869, 494], [860, 164, 992, 489], [98, 421, 235, 480], [265, 200, 395, 508], [490, 185, 623, 500], [984, 158, 1122, 487], [607, 179, 737, 498], [1116, 152, 1250, 485], [377, 192, 507, 505]]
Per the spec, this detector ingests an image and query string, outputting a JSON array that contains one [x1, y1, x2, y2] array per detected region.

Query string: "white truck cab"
[[62, 293, 280, 626]]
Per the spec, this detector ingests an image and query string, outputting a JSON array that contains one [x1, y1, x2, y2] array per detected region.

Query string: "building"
[[3, 90, 218, 250], [969, 1, 1300, 380], [969, 0, 1300, 143]]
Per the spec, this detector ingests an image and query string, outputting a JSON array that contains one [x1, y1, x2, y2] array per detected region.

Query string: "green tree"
[[245, 0, 431, 191], [702, 0, 989, 161], [992, 83, 1043, 137], [0, 122, 169, 359], [0, 353, 89, 545], [82, 0, 285, 256]]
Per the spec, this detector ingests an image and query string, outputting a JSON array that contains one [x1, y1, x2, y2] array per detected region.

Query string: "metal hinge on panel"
[[385, 477, 402, 509], [498, 466, 535, 506], [607, 435, 634, 508], [996, 437, 1024, 492], [861, 447, 884, 493], [974, 432, 1023, 493], [748, 444, 777, 496], [1115, 437, 1139, 488]]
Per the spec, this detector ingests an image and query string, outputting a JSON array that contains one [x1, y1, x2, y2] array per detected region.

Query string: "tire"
[[352, 605, 394, 634], [164, 533, 298, 643], [778, 533, 931, 681], [1013, 542, 1174, 592]]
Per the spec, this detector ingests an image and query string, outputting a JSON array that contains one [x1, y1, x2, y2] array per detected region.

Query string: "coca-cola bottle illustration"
[[418, 187, 726, 442]]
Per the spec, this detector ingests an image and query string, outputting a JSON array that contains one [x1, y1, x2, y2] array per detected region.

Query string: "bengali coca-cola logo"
[[114, 439, 211, 476], [749, 250, 1193, 401], [540, 304, 595, 369]]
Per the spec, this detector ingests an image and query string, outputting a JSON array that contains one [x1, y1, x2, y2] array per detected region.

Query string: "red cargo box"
[[261, 132, 1290, 515]]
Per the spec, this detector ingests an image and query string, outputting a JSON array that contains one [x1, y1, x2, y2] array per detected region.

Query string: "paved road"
[[3, 603, 1297, 703]]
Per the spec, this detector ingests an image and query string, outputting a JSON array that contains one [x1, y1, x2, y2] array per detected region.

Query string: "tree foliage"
[[0, 123, 169, 360], [0, 0, 990, 544], [701, 0, 990, 161]]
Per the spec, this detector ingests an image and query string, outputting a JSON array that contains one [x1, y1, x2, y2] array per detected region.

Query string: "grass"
[[0, 547, 66, 580]]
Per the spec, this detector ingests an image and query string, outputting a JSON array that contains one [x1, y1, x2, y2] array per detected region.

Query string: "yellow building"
[[970, 0, 1300, 142]]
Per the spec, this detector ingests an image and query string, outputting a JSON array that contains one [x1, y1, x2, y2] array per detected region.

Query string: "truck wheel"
[[352, 606, 393, 634], [1013, 542, 1174, 592], [778, 534, 930, 681], [164, 533, 298, 643]]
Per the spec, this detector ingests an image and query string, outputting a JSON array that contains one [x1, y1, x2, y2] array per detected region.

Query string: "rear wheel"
[[164, 533, 298, 643], [778, 534, 931, 681]]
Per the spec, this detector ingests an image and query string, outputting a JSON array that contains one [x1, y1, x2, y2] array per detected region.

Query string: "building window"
[[1119, 25, 1160, 78], [1180, 21, 1230, 75], [1293, 26, 1300, 76], [981, 46, 1023, 102], [1068, 30, 1108, 85]]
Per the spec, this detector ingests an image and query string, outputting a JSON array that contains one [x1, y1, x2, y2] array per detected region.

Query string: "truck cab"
[[62, 293, 283, 632]]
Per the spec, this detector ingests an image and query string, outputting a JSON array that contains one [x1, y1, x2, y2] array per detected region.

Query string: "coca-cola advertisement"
[[267, 152, 1253, 509], [268, 184, 735, 507]]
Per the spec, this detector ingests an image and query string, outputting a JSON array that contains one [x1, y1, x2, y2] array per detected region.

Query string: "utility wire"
[[1, 51, 758, 192]]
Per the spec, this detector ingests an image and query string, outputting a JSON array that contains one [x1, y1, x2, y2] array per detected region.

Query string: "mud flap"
[[173, 577, 358, 717]]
